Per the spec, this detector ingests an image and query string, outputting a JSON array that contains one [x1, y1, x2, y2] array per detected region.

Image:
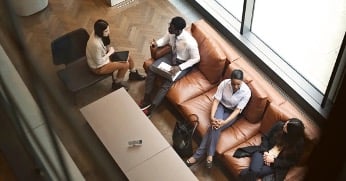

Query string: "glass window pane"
[[252, 0, 346, 93], [216, 0, 244, 22]]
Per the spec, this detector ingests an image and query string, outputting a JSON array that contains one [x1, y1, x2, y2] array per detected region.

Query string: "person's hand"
[[151, 39, 157, 48], [212, 119, 224, 129], [169, 66, 181, 75], [263, 152, 275, 166], [211, 119, 218, 129], [108, 46, 115, 55]]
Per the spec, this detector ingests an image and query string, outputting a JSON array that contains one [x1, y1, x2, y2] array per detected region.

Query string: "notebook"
[[110, 51, 129, 62], [151, 62, 182, 81]]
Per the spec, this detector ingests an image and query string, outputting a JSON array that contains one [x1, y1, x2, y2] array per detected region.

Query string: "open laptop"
[[151, 62, 181, 81], [110, 51, 129, 62]]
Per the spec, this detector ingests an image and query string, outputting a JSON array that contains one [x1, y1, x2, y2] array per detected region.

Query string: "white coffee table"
[[80, 88, 197, 180]]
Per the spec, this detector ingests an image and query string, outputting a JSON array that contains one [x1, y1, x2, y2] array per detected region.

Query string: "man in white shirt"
[[139, 16, 200, 117]]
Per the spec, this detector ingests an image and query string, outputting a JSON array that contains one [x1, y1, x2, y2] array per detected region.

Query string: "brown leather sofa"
[[143, 19, 320, 180]]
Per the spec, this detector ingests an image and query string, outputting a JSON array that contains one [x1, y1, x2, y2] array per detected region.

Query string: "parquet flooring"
[[9, 0, 233, 180]]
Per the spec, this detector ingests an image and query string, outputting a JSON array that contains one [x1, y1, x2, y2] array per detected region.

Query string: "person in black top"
[[237, 118, 305, 181]]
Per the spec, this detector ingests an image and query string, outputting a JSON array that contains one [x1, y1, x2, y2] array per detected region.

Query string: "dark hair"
[[231, 69, 244, 80], [94, 19, 108, 37], [276, 118, 305, 148], [170, 16, 186, 30], [94, 19, 110, 46], [286, 118, 305, 142]]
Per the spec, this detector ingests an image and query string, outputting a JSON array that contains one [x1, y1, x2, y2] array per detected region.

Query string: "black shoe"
[[112, 82, 129, 91], [185, 157, 198, 167], [129, 70, 146, 81]]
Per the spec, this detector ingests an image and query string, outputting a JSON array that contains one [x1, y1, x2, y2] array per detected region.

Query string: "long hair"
[[275, 118, 305, 154], [94, 19, 110, 46]]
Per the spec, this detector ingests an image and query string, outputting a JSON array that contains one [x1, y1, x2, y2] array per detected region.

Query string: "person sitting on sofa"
[[86, 19, 146, 91], [185, 69, 251, 169], [236, 118, 305, 181], [139, 16, 200, 117]]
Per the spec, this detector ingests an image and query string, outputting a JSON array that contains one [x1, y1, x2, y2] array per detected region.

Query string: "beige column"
[[11, 0, 48, 16]]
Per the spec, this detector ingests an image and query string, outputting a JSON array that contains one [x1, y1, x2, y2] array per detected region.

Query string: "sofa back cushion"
[[224, 63, 253, 84], [242, 81, 268, 123], [192, 20, 241, 62], [191, 23, 227, 84], [259, 103, 290, 133]]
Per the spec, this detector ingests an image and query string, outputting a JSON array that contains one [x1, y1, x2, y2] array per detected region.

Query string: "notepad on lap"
[[151, 62, 182, 81]]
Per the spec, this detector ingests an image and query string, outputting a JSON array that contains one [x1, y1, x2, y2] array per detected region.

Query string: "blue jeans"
[[193, 103, 239, 159], [240, 151, 274, 179]]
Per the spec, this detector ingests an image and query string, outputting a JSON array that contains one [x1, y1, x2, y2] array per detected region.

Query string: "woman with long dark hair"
[[238, 118, 305, 181], [86, 19, 146, 90]]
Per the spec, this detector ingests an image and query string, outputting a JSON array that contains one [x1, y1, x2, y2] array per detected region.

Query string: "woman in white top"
[[185, 69, 251, 169], [86, 19, 146, 90]]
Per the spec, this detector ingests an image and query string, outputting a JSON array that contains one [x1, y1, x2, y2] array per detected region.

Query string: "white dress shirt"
[[156, 30, 200, 70], [213, 79, 251, 112]]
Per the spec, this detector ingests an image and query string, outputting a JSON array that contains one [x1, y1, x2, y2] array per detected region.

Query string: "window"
[[193, 0, 346, 118], [251, 0, 346, 93], [215, 0, 244, 22]]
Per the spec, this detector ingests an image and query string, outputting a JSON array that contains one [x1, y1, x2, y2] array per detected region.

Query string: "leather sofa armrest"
[[188, 114, 199, 122], [150, 44, 171, 60]]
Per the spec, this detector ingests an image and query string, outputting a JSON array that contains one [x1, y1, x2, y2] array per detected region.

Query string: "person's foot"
[[112, 82, 129, 91], [206, 156, 213, 169], [185, 157, 198, 167], [142, 105, 153, 117], [138, 99, 151, 110], [129, 70, 146, 81]]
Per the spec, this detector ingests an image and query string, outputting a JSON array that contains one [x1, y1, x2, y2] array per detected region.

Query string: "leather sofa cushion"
[[192, 20, 241, 62], [178, 87, 217, 135], [216, 117, 261, 154], [191, 21, 227, 84], [222, 134, 262, 175], [242, 81, 269, 123], [259, 103, 290, 134], [196, 35, 227, 84], [166, 68, 216, 106], [233, 58, 286, 105]]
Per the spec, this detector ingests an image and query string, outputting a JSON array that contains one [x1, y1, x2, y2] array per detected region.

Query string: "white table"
[[80, 88, 197, 180], [126, 147, 197, 181]]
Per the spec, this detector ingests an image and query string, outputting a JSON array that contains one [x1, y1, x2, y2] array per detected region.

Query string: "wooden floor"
[[9, 0, 236, 180]]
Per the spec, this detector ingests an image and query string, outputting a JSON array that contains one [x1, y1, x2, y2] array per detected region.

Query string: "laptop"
[[151, 62, 182, 81], [110, 51, 129, 62]]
